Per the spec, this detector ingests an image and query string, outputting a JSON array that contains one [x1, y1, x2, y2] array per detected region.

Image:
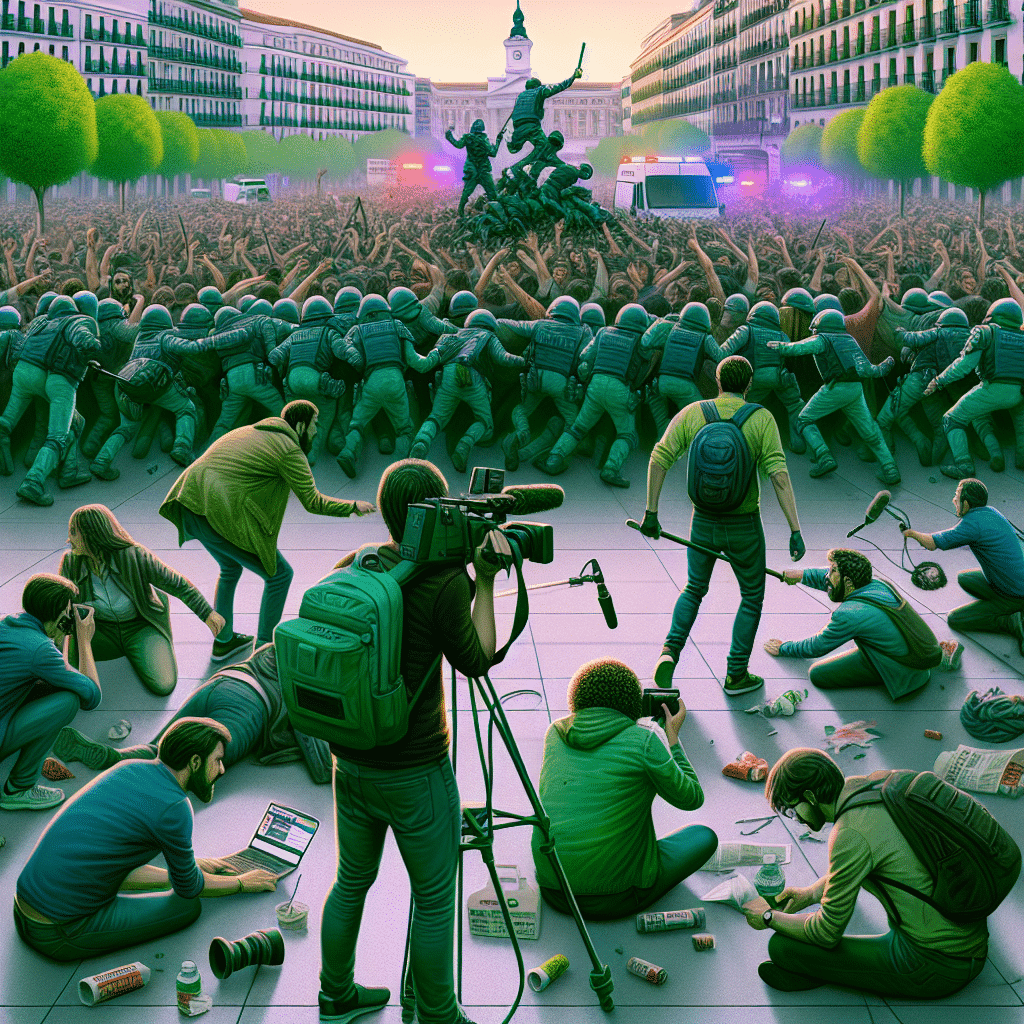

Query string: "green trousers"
[[648, 375, 703, 439], [798, 380, 897, 470], [413, 363, 492, 454], [943, 379, 1024, 469], [747, 367, 807, 448], [82, 374, 120, 458], [208, 363, 284, 445], [947, 569, 1024, 634], [285, 366, 335, 466], [94, 380, 196, 467], [341, 366, 414, 464], [509, 369, 580, 456], [0, 363, 77, 485], [70, 616, 178, 697], [550, 374, 637, 477], [876, 369, 933, 449]]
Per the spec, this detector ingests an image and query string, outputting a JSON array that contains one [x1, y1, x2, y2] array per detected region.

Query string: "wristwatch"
[[762, 908, 774, 927]]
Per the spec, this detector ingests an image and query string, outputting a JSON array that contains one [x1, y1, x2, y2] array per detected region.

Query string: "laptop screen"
[[250, 803, 320, 867]]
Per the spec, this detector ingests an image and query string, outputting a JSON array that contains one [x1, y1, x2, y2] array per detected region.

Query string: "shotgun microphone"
[[847, 490, 891, 537], [592, 561, 618, 630]]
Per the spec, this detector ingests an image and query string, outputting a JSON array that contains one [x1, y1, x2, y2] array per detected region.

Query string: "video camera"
[[400, 467, 558, 569], [641, 687, 680, 722]]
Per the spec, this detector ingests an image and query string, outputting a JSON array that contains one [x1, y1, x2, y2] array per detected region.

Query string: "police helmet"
[[525, 78, 542, 90], [548, 130, 565, 149], [901, 287, 935, 314], [97, 298, 127, 324], [72, 290, 98, 322], [35, 291, 58, 318], [615, 303, 650, 334], [139, 304, 174, 334], [273, 298, 301, 325], [810, 308, 846, 334], [301, 296, 333, 324], [471, 119, 486, 134], [723, 293, 751, 318], [178, 303, 214, 335], [781, 287, 815, 315], [238, 295, 258, 313], [214, 305, 243, 330], [47, 296, 79, 319], [580, 302, 606, 330], [547, 295, 581, 325], [813, 293, 843, 314], [0, 305, 21, 329], [198, 285, 224, 312], [465, 309, 499, 333], [387, 286, 420, 321], [448, 290, 478, 319], [747, 300, 781, 328], [248, 299, 274, 317], [928, 290, 953, 309], [577, 163, 594, 181], [334, 286, 363, 315], [358, 294, 391, 321], [937, 307, 969, 329], [680, 302, 712, 332], [985, 297, 1024, 330]]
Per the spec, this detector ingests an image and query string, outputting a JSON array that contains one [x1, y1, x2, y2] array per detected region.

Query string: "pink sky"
[[244, 0, 698, 83]]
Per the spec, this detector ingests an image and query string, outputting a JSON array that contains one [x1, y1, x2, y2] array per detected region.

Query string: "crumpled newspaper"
[[745, 688, 808, 718], [700, 873, 759, 911], [823, 720, 881, 752]]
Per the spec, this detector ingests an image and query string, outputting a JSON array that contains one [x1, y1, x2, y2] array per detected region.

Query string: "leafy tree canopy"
[[858, 84, 933, 182], [92, 93, 163, 184]]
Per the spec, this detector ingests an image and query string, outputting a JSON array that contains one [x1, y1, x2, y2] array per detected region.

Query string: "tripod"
[[398, 559, 615, 1024]]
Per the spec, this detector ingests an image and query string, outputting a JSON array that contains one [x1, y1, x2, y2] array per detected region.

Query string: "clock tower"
[[503, 0, 532, 78]]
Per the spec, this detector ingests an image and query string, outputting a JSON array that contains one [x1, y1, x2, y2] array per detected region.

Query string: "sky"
[[243, 0, 701, 83]]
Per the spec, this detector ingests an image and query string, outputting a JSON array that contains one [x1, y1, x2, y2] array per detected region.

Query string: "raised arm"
[[687, 233, 726, 305]]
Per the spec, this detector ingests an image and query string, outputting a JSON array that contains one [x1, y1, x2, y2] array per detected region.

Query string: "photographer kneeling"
[[318, 459, 505, 1024], [532, 658, 717, 921]]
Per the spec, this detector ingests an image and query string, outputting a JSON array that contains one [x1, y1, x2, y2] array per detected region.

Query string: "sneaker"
[[58, 465, 93, 489], [16, 477, 53, 507], [0, 784, 65, 811], [451, 442, 471, 474], [654, 652, 677, 688], [940, 462, 974, 481], [757, 960, 824, 992], [318, 984, 391, 1023], [53, 727, 112, 770], [409, 439, 429, 460], [939, 639, 964, 671], [170, 444, 193, 468], [502, 433, 521, 472], [990, 452, 1005, 473], [337, 451, 357, 479], [723, 671, 765, 696], [211, 632, 254, 662], [535, 453, 568, 476], [378, 435, 396, 456], [809, 453, 837, 478]]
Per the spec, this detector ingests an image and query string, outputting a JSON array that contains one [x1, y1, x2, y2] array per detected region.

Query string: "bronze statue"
[[446, 120, 505, 219], [506, 61, 582, 180]]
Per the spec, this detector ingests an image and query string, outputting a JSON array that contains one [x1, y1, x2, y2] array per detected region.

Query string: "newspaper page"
[[933, 745, 1024, 796], [700, 842, 793, 871]]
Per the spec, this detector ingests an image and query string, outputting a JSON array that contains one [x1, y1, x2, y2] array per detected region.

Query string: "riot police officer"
[[446, 119, 504, 219]]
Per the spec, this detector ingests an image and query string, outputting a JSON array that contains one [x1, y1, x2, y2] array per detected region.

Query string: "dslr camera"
[[641, 687, 680, 722]]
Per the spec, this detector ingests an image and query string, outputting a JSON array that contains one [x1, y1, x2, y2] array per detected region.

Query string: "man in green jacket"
[[531, 658, 717, 921], [159, 400, 376, 660]]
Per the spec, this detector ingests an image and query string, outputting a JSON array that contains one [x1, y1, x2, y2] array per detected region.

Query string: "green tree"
[[92, 93, 163, 212], [641, 117, 710, 156], [820, 108, 867, 190], [0, 52, 97, 232], [216, 129, 247, 182], [193, 128, 222, 189], [240, 129, 275, 177], [923, 63, 1024, 228], [858, 84, 933, 217], [277, 133, 320, 185], [781, 122, 823, 169], [155, 111, 199, 196], [353, 126, 412, 164], [586, 134, 642, 177]]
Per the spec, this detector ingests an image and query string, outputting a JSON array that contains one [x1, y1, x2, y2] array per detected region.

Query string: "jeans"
[[14, 891, 201, 962], [320, 755, 461, 1024], [285, 366, 334, 465], [944, 380, 1024, 467], [94, 379, 196, 465], [808, 647, 884, 689], [70, 616, 178, 696], [0, 688, 80, 791], [182, 508, 293, 646], [539, 823, 719, 921], [948, 569, 1024, 634], [766, 927, 986, 999], [666, 510, 766, 677]]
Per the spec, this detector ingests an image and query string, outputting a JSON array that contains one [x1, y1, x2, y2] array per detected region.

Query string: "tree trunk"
[[120, 181, 126, 213], [33, 186, 45, 234], [899, 179, 905, 218], [979, 188, 986, 229]]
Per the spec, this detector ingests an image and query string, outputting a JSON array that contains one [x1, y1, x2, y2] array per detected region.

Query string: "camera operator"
[[318, 458, 506, 1024], [0, 573, 101, 812], [531, 658, 716, 921]]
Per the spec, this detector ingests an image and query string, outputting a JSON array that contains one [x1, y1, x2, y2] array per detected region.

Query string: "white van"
[[614, 156, 723, 219], [223, 178, 272, 204]]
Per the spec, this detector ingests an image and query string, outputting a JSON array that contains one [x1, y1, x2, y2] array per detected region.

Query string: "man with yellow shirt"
[[744, 748, 990, 998], [639, 355, 804, 696]]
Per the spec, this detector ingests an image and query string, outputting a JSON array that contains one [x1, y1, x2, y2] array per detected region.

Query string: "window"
[[646, 174, 718, 209]]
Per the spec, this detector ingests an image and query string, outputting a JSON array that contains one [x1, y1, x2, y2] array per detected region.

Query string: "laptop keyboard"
[[224, 849, 287, 875]]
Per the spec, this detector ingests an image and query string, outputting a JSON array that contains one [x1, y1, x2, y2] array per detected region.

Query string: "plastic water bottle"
[[176, 960, 201, 1015], [754, 854, 786, 907]]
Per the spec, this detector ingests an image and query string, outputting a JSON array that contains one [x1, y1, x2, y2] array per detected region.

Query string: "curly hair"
[[827, 547, 872, 590], [567, 658, 642, 722]]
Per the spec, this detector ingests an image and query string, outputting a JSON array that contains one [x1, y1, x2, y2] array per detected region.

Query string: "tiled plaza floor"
[[1, 429, 1023, 1024]]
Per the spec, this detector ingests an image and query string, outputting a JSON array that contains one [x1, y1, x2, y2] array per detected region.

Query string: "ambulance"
[[614, 155, 724, 219]]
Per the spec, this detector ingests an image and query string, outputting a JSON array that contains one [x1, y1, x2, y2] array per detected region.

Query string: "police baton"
[[576, 42, 586, 74], [625, 519, 786, 581]]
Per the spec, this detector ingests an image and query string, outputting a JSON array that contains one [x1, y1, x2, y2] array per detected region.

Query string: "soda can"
[[626, 956, 667, 985], [635, 908, 706, 933], [692, 933, 716, 951], [527, 954, 569, 992], [79, 962, 151, 1005]]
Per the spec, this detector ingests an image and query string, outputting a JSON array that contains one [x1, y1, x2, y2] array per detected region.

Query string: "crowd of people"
[[2, 185, 1024, 1023]]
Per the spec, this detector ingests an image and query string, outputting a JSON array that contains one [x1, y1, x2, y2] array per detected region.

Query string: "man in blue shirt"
[[14, 717, 278, 961], [904, 478, 1024, 654], [0, 573, 102, 812]]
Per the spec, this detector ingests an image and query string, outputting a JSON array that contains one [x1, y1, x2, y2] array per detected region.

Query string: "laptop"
[[221, 802, 320, 880]]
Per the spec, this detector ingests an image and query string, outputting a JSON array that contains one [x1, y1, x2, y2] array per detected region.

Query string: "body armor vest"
[[750, 324, 785, 372], [98, 320, 138, 373], [132, 330, 182, 375], [23, 316, 96, 384], [592, 326, 642, 385], [463, 135, 495, 165], [405, 310, 453, 353], [284, 325, 333, 373], [360, 318, 403, 373], [934, 326, 970, 371], [531, 320, 582, 376], [512, 87, 544, 122], [453, 328, 489, 368], [217, 315, 264, 371], [813, 331, 863, 384], [986, 325, 1024, 383], [659, 324, 705, 380]]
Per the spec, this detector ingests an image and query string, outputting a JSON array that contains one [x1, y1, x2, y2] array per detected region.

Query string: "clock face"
[[513, 49, 522, 60]]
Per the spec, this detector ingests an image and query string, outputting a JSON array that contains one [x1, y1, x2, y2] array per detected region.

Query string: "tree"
[[216, 129, 247, 182], [193, 128, 223, 190], [858, 84, 933, 217], [923, 62, 1024, 228], [586, 134, 641, 177], [820, 108, 867, 190], [781, 122, 823, 170], [240, 129, 276, 177], [92, 93, 163, 212], [0, 52, 97, 232], [642, 117, 709, 156], [353, 126, 413, 164], [155, 111, 199, 196]]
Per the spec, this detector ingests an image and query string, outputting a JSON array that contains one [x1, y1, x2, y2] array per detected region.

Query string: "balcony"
[[148, 76, 243, 99], [854, 82, 865, 100], [84, 59, 145, 76], [962, 0, 983, 28], [870, 76, 882, 96], [714, 0, 739, 15], [48, 21, 73, 38], [942, 65, 956, 84], [713, 116, 790, 137], [988, 0, 1011, 21], [937, 5, 959, 32], [739, 35, 788, 62], [902, 22, 916, 42], [739, 0, 788, 30], [192, 112, 242, 127], [920, 69, 936, 91], [714, 54, 739, 72], [738, 75, 788, 96], [149, 44, 240, 73], [714, 24, 738, 43], [147, 8, 242, 48]]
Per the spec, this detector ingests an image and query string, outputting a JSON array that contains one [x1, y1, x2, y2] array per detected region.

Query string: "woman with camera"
[[59, 504, 224, 697], [0, 573, 101, 811]]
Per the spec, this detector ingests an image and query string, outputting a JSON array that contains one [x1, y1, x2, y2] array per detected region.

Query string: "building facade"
[[418, 2, 622, 159]]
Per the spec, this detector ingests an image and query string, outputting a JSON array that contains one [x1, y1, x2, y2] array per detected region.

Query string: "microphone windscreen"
[[501, 484, 565, 516], [864, 490, 891, 524]]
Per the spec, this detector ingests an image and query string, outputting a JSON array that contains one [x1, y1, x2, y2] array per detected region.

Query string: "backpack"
[[835, 768, 1022, 924], [846, 582, 942, 669], [116, 357, 174, 404], [274, 548, 439, 750], [686, 401, 762, 514]]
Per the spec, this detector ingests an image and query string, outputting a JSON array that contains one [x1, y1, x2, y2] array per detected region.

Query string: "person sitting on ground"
[[531, 657, 717, 921], [742, 747, 989, 999], [13, 717, 278, 962], [0, 573, 101, 812], [764, 548, 941, 699]]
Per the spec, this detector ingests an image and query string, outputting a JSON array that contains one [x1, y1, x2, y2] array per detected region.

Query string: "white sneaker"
[[0, 784, 65, 811]]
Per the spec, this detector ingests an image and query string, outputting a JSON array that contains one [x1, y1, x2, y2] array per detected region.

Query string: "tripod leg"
[[400, 891, 415, 1023]]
